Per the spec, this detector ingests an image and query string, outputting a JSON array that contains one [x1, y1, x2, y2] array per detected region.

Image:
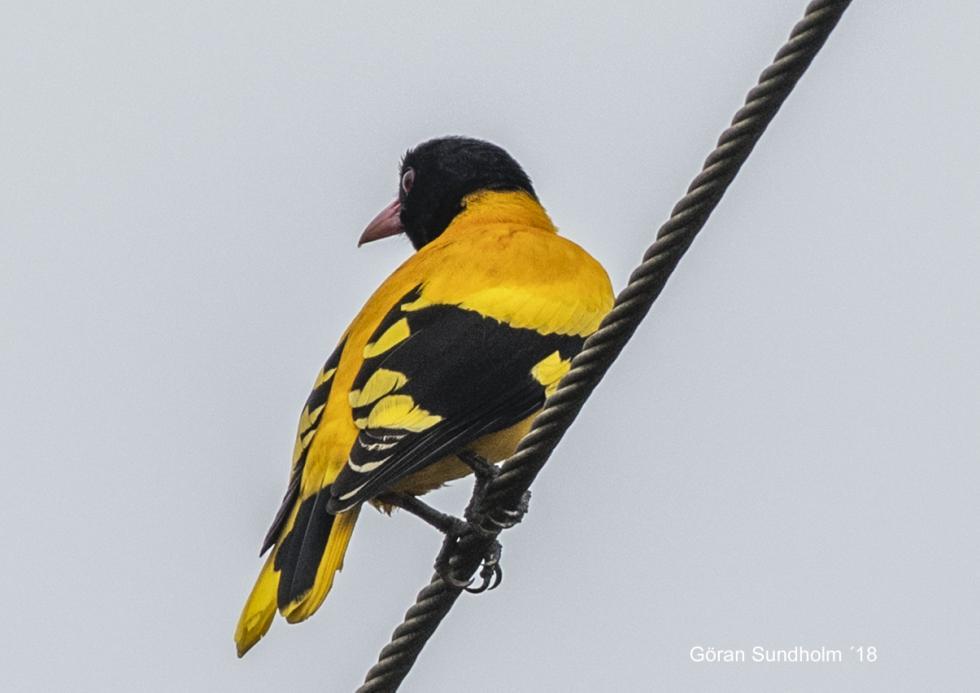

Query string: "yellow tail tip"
[[235, 505, 361, 656], [235, 612, 271, 658], [235, 554, 279, 657], [235, 640, 252, 659]]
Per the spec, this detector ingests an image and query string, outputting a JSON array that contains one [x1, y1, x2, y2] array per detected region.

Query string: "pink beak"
[[358, 199, 403, 246]]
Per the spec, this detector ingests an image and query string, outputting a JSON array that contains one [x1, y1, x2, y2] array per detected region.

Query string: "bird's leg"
[[376, 492, 460, 534], [457, 449, 499, 480], [378, 491, 503, 593], [457, 449, 498, 522]]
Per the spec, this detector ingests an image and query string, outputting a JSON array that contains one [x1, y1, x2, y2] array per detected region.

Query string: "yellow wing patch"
[[313, 366, 336, 390], [297, 404, 325, 435], [290, 369, 335, 466], [348, 368, 408, 409], [531, 350, 572, 396], [363, 318, 411, 358], [355, 394, 442, 432]]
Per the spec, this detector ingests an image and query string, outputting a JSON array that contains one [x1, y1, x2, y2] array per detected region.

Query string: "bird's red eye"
[[401, 168, 415, 194]]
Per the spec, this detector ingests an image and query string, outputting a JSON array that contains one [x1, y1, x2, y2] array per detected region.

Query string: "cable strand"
[[357, 2, 851, 690]]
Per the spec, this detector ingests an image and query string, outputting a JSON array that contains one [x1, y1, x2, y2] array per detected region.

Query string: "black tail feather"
[[274, 486, 335, 609]]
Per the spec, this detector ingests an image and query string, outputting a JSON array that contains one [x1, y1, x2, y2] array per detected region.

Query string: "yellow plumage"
[[236, 188, 613, 657]]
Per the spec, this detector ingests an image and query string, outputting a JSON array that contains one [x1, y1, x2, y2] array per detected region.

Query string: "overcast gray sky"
[[3, 2, 978, 691]]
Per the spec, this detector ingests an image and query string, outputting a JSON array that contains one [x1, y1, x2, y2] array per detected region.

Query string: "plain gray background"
[[2, 1, 978, 691]]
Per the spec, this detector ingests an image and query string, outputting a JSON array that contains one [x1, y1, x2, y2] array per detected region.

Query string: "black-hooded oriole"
[[236, 137, 613, 656]]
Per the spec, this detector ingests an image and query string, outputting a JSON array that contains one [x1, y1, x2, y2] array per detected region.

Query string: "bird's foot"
[[458, 450, 531, 533], [378, 491, 503, 592], [433, 518, 503, 593], [457, 451, 531, 531]]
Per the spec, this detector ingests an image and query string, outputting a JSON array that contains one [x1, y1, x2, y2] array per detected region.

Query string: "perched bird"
[[235, 136, 614, 656]]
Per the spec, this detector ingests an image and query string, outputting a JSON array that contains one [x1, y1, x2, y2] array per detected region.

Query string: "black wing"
[[326, 288, 582, 512]]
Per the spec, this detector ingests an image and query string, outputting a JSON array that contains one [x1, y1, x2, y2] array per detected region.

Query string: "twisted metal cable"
[[358, 2, 852, 690]]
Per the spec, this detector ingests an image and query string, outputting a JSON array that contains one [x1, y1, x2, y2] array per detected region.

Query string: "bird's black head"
[[359, 137, 536, 250]]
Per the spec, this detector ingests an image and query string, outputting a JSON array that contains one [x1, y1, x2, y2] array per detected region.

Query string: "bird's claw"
[[465, 542, 503, 593], [433, 520, 504, 593]]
